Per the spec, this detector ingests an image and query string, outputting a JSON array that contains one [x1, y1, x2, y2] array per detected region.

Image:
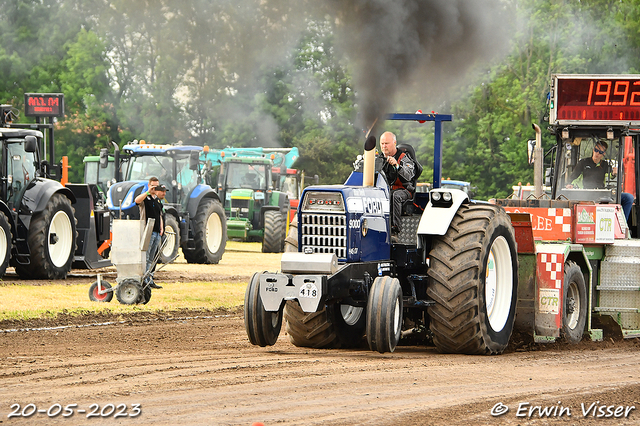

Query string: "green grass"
[[0, 281, 246, 322]]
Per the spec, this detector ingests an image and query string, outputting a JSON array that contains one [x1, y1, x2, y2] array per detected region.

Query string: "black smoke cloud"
[[322, 0, 513, 129]]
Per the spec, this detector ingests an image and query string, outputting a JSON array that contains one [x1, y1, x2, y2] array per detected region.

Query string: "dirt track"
[[1, 251, 640, 425]]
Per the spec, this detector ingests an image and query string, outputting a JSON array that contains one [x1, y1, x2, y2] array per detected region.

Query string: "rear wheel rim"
[[92, 283, 109, 301], [340, 305, 364, 326], [0, 226, 7, 260], [566, 280, 580, 329], [120, 283, 139, 304], [49, 211, 73, 268], [163, 224, 176, 257], [205, 212, 222, 253], [393, 298, 401, 334], [484, 236, 513, 333]]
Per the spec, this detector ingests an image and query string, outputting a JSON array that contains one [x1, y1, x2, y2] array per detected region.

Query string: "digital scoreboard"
[[24, 93, 65, 118], [550, 74, 640, 125]]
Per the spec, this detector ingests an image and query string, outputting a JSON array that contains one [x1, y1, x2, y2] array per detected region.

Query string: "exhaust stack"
[[532, 123, 543, 197], [363, 135, 376, 187]]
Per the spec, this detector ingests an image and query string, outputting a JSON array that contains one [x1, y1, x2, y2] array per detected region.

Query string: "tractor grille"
[[231, 199, 250, 219], [300, 213, 347, 259]]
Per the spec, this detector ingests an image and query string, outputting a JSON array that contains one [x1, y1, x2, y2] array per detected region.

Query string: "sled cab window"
[[556, 135, 620, 203]]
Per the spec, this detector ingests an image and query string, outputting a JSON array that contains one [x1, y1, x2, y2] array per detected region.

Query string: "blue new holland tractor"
[[106, 142, 227, 264]]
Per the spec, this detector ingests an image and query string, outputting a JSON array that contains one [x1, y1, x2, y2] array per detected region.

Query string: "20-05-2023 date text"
[[7, 403, 141, 419]]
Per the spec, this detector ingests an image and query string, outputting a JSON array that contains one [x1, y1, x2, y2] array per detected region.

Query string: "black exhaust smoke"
[[323, 0, 512, 129]]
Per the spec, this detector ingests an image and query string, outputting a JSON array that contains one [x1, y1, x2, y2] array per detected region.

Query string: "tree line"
[[1, 0, 639, 197]]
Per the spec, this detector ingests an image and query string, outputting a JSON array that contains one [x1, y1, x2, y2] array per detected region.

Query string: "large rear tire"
[[262, 210, 286, 253], [427, 203, 518, 355], [561, 261, 587, 343], [183, 199, 227, 264], [284, 215, 298, 253], [0, 212, 12, 277], [366, 276, 403, 353], [16, 194, 77, 279], [284, 300, 366, 349], [159, 214, 180, 263], [244, 271, 283, 346]]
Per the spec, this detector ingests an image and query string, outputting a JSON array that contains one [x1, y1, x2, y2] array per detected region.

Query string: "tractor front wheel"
[[244, 271, 283, 346], [184, 199, 227, 264], [262, 210, 286, 253], [16, 194, 77, 279], [159, 214, 180, 263], [366, 276, 403, 353]]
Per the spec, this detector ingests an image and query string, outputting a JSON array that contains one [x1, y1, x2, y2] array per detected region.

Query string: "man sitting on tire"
[[134, 177, 165, 289]]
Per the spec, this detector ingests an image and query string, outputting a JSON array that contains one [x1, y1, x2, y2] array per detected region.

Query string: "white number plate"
[[299, 283, 319, 299]]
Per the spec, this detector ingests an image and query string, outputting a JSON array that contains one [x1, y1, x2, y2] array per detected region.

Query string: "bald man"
[[379, 131, 417, 241]]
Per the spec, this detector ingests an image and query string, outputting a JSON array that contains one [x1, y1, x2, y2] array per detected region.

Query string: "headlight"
[[120, 191, 135, 209], [431, 192, 441, 202], [442, 192, 452, 202]]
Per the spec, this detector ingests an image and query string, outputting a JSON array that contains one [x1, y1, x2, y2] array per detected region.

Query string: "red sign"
[[24, 93, 65, 117], [503, 207, 572, 241]]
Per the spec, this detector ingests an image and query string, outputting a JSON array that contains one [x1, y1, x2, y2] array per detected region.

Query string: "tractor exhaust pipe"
[[532, 123, 543, 198], [363, 135, 376, 187]]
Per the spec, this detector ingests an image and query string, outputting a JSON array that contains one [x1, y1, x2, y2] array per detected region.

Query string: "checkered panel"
[[549, 208, 572, 233], [539, 252, 564, 289]]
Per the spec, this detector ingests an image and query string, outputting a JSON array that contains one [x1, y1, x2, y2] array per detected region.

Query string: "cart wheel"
[[89, 279, 113, 303], [141, 286, 152, 305], [116, 279, 142, 305]]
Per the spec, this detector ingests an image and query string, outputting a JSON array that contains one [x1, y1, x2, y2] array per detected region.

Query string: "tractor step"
[[597, 240, 640, 334]]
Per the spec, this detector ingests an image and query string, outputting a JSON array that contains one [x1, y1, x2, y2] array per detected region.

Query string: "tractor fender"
[[417, 188, 469, 236], [260, 205, 280, 215], [164, 205, 180, 219], [0, 200, 16, 239], [163, 205, 185, 245], [27, 180, 77, 214], [187, 184, 221, 218]]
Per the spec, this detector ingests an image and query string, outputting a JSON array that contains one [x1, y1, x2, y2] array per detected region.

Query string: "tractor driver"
[[379, 131, 417, 242], [566, 140, 634, 222]]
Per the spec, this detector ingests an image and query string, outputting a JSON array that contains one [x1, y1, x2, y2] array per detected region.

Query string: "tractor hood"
[[107, 180, 146, 214]]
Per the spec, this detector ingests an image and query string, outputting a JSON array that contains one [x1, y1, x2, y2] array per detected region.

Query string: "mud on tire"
[[16, 194, 76, 280], [184, 199, 226, 264], [284, 300, 366, 349], [427, 203, 518, 355]]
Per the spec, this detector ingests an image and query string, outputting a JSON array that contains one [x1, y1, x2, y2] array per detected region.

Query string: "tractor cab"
[[553, 129, 624, 206]]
